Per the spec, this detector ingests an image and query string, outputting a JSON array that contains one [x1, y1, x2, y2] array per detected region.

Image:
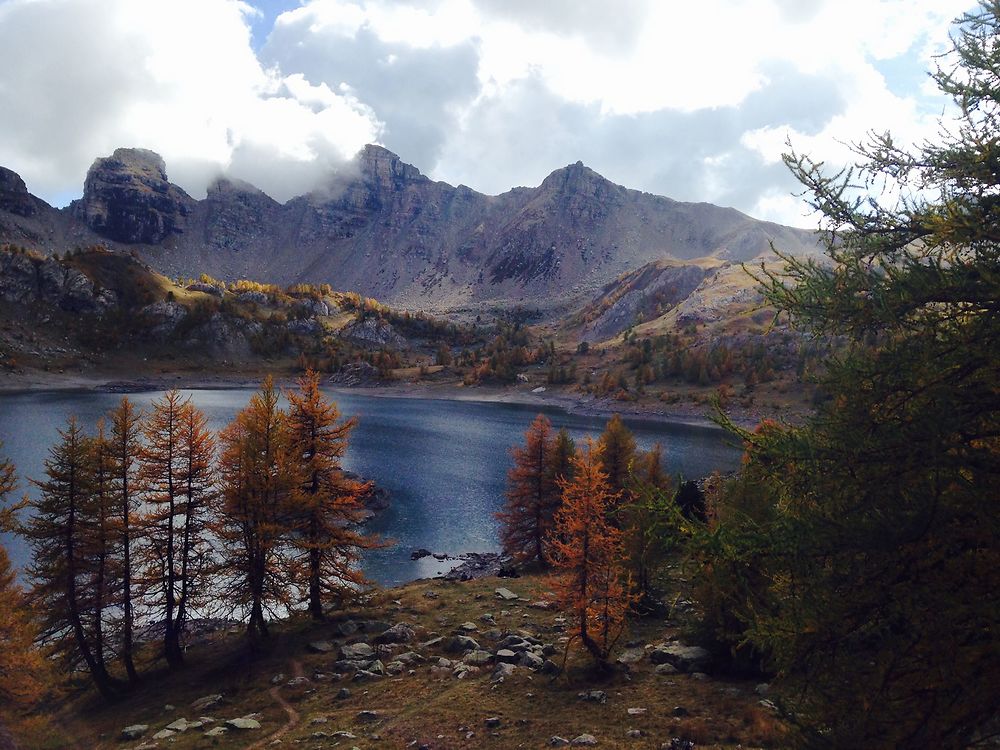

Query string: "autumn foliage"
[[9, 375, 378, 695], [286, 371, 381, 619], [496, 414, 567, 566], [547, 439, 633, 669]]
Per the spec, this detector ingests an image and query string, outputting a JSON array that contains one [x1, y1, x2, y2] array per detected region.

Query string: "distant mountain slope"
[[0, 146, 820, 314]]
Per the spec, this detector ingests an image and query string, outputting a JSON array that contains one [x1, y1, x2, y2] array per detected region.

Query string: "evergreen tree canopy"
[[708, 4, 1000, 747]]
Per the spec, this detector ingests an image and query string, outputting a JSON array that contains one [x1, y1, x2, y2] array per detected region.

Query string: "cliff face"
[[0, 145, 820, 314], [70, 148, 194, 244]]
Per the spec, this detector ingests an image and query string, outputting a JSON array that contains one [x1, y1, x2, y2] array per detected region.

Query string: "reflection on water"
[[0, 389, 742, 585]]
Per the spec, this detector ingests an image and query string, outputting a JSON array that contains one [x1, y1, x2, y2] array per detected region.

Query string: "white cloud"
[[0, 0, 382, 203], [0, 0, 978, 227]]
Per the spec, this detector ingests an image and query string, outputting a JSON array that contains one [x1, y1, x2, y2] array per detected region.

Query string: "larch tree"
[[620, 445, 677, 608], [139, 390, 186, 667], [24, 419, 118, 698], [697, 3, 1000, 745], [548, 439, 632, 671], [140, 391, 214, 667], [496, 414, 561, 567], [172, 400, 216, 661], [286, 370, 380, 619], [597, 414, 636, 496], [215, 377, 297, 642], [83, 421, 119, 681], [108, 397, 142, 683], [0, 447, 48, 743]]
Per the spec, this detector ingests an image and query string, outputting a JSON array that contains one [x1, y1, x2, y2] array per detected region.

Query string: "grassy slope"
[[34, 573, 784, 750]]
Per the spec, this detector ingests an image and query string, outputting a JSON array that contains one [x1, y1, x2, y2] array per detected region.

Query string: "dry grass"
[[27, 574, 787, 750]]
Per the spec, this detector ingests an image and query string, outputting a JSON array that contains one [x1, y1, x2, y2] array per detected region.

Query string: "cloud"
[[261, 10, 481, 175], [0, 0, 975, 227], [0, 0, 381, 203]]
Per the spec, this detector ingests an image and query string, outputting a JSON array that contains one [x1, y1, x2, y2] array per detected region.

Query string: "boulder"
[[121, 725, 149, 740], [495, 587, 519, 601], [463, 650, 493, 666], [444, 635, 480, 654], [495, 649, 519, 665], [648, 644, 711, 673], [190, 694, 223, 712], [340, 642, 375, 661], [375, 623, 415, 644], [307, 640, 335, 654], [225, 717, 261, 730], [491, 663, 516, 682], [572, 735, 598, 746]]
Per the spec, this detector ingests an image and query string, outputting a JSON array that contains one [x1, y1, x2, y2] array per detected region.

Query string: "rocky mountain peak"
[[357, 143, 427, 192], [72, 147, 193, 244], [0, 165, 39, 217], [207, 175, 271, 200], [105, 147, 169, 181], [539, 160, 615, 198]]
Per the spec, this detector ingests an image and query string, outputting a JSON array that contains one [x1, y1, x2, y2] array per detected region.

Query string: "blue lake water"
[[0, 388, 742, 585]]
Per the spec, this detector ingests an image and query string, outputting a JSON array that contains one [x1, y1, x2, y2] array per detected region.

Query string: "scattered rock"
[[307, 640, 335, 654], [411, 548, 432, 560], [190, 694, 223, 712], [495, 587, 519, 601], [225, 717, 261, 730], [648, 644, 711, 673], [550, 737, 571, 747], [491, 663, 516, 682], [572, 734, 598, 746], [484, 717, 502, 729], [495, 649, 519, 664], [356, 710, 380, 723], [337, 688, 351, 700], [464, 650, 493, 666], [375, 623, 415, 644], [579, 690, 607, 704], [203, 726, 227, 737], [340, 642, 376, 661], [152, 729, 176, 740], [444, 635, 480, 654], [616, 647, 644, 664], [121, 725, 149, 740]]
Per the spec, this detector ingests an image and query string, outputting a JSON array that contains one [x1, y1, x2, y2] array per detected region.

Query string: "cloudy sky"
[[0, 0, 974, 226]]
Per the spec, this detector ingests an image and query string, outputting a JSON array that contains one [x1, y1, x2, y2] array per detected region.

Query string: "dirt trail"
[[244, 658, 303, 750]]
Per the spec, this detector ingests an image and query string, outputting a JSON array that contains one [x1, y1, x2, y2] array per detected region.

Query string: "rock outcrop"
[[70, 148, 193, 244], [0, 166, 40, 217]]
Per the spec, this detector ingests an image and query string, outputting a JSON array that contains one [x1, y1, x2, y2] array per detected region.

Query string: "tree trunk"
[[308, 517, 322, 620]]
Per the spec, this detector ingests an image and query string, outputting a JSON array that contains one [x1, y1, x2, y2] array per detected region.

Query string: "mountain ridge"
[[0, 145, 820, 314]]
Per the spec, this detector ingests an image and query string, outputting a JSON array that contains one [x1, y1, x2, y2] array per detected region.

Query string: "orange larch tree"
[[0, 445, 48, 742], [548, 439, 633, 671], [286, 370, 380, 619], [214, 377, 297, 642], [496, 414, 562, 567], [108, 397, 142, 683], [172, 400, 217, 661], [140, 391, 214, 667]]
